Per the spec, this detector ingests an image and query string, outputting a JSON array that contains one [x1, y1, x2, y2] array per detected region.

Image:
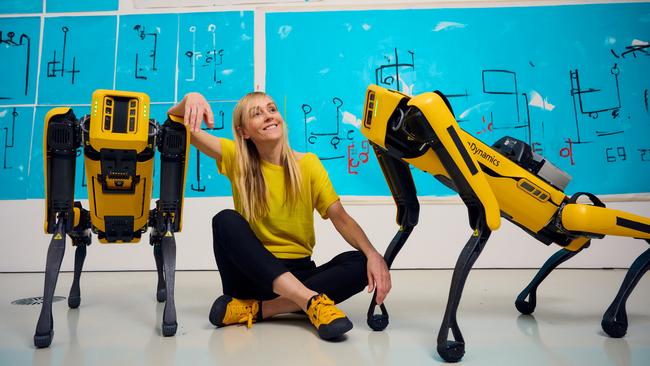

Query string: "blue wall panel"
[[266, 3, 650, 195]]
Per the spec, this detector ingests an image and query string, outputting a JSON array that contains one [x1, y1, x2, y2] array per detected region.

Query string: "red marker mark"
[[477, 115, 493, 135], [347, 141, 370, 175], [559, 138, 575, 165]]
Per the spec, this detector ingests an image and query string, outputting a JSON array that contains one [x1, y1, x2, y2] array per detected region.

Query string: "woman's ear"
[[237, 126, 250, 139]]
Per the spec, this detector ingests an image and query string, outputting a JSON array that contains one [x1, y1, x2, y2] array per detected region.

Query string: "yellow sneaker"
[[209, 295, 261, 329], [306, 294, 353, 340]]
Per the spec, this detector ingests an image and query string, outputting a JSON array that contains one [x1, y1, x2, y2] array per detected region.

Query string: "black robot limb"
[[34, 217, 66, 348], [366, 142, 419, 331], [149, 115, 189, 336], [419, 120, 494, 363], [67, 203, 92, 309], [150, 213, 178, 336], [35, 108, 82, 348], [437, 219, 491, 363], [602, 242, 650, 338], [401, 99, 498, 362], [153, 242, 166, 302], [515, 248, 582, 315]]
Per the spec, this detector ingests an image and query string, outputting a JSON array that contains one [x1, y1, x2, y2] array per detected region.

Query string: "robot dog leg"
[[517, 190, 650, 335], [153, 239, 166, 302], [602, 243, 650, 337], [518, 198, 650, 337], [35, 108, 85, 347], [366, 144, 419, 331], [148, 114, 190, 336], [67, 202, 92, 309], [515, 247, 583, 315]]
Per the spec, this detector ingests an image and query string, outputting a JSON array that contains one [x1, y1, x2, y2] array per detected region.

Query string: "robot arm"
[[561, 203, 650, 239]]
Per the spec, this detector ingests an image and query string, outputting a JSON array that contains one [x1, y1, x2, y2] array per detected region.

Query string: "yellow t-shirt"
[[217, 138, 340, 259]]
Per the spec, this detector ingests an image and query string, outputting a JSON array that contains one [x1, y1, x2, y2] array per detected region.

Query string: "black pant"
[[212, 209, 368, 303]]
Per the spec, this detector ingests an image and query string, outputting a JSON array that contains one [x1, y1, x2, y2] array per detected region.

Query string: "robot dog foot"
[[514, 298, 536, 315], [437, 340, 465, 363], [68, 296, 81, 309], [33, 330, 53, 348], [601, 317, 627, 338], [367, 302, 389, 331], [162, 322, 177, 337], [156, 288, 167, 303], [367, 314, 389, 331]]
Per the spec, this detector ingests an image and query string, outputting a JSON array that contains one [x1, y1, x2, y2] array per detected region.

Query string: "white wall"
[[1, 196, 648, 272], [2, 0, 648, 272]]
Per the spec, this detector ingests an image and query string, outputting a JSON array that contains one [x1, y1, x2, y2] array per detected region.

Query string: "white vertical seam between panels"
[[27, 3, 47, 177]]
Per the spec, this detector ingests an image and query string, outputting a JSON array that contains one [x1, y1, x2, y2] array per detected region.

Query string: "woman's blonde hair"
[[232, 91, 302, 222]]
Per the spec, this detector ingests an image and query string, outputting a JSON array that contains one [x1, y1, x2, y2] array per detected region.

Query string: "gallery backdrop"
[[1, 0, 648, 271]]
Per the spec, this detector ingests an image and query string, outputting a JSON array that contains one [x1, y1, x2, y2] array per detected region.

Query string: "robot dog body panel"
[[363, 85, 650, 244], [85, 90, 155, 243]]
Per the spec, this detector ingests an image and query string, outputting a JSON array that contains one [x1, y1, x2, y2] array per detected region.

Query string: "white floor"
[[1, 269, 649, 366]]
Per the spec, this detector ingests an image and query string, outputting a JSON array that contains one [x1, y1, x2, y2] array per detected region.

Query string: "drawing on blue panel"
[[266, 3, 650, 195], [0, 107, 31, 199], [39, 16, 116, 105], [134, 25, 159, 79], [0, 17, 40, 104], [177, 12, 254, 100], [301, 97, 355, 161], [480, 70, 534, 146], [0, 29, 32, 97], [46, 26, 80, 84], [186, 101, 234, 197], [375, 48, 415, 94], [0, 10, 254, 200], [569, 63, 622, 143], [185, 24, 224, 85], [0, 107, 32, 199], [1, 108, 17, 169], [116, 14, 178, 102]]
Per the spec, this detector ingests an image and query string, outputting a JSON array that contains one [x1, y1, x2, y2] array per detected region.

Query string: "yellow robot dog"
[[361, 85, 650, 362], [35, 90, 189, 348]]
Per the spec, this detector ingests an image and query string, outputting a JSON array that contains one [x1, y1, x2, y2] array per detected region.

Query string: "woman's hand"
[[366, 251, 391, 305], [167, 92, 214, 133]]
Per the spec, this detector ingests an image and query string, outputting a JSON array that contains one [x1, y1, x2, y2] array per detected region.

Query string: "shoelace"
[[227, 300, 259, 328], [309, 295, 342, 325]]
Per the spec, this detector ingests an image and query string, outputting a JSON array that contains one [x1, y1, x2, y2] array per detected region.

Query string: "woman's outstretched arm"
[[168, 92, 223, 161]]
